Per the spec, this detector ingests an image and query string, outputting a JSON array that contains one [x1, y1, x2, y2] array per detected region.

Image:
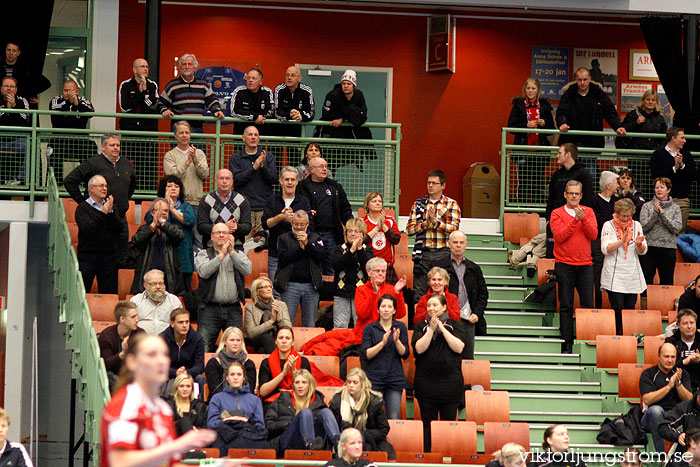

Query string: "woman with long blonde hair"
[[166, 372, 208, 435], [329, 367, 394, 459], [264, 369, 340, 455], [204, 326, 256, 399]]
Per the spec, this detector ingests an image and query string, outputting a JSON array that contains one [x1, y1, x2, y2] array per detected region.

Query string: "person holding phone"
[[361, 294, 409, 420]]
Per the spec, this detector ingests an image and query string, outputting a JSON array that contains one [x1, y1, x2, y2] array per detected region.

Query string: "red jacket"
[[414, 290, 461, 323], [550, 204, 598, 265], [354, 281, 406, 338]]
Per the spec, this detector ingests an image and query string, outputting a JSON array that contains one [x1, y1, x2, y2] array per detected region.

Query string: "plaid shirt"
[[406, 194, 461, 249]]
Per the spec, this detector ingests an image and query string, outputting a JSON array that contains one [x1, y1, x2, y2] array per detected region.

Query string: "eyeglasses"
[[426, 181, 442, 186], [292, 223, 308, 228], [565, 192, 582, 197], [146, 281, 165, 286], [212, 231, 228, 236], [92, 184, 108, 188]]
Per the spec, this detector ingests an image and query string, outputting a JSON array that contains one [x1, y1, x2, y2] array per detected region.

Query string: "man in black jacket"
[[297, 157, 353, 275], [48, 79, 97, 183], [64, 133, 136, 262], [437, 230, 489, 359], [0, 76, 30, 185], [544, 143, 594, 257], [556, 67, 626, 148], [659, 390, 700, 449], [679, 277, 700, 316], [75, 174, 122, 293], [230, 67, 274, 134], [118, 58, 160, 190], [159, 308, 205, 398], [273, 66, 315, 138], [666, 309, 700, 390]]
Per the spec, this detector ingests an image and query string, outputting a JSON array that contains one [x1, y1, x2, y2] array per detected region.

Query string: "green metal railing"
[[500, 127, 700, 226], [0, 109, 402, 217], [47, 168, 110, 466]]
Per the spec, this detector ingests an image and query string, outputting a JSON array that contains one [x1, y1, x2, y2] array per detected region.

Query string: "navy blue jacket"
[[361, 320, 409, 391], [229, 148, 278, 211], [159, 326, 205, 378]]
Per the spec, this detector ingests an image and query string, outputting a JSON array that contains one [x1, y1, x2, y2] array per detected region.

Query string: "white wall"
[[90, 0, 119, 130]]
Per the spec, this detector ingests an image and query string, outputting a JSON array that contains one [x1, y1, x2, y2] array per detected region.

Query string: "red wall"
[[117, 1, 648, 213]]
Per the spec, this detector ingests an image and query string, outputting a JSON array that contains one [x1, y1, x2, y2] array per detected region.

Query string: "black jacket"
[[64, 154, 137, 217], [0, 441, 30, 467], [679, 288, 700, 316], [118, 77, 160, 131], [160, 326, 205, 379], [0, 95, 30, 127], [230, 85, 275, 134], [331, 241, 373, 298], [274, 83, 315, 122], [619, 108, 667, 150], [507, 97, 555, 146], [616, 188, 645, 222], [75, 201, 123, 256], [165, 396, 208, 436], [545, 162, 595, 219], [130, 222, 185, 296], [228, 148, 278, 211], [556, 81, 622, 148], [438, 256, 489, 335], [650, 147, 697, 199], [262, 193, 312, 258], [274, 230, 324, 292], [316, 84, 372, 140], [205, 357, 257, 400], [329, 392, 390, 447], [658, 393, 700, 443], [666, 330, 700, 389], [264, 390, 329, 444], [50, 95, 94, 129], [297, 177, 353, 242]]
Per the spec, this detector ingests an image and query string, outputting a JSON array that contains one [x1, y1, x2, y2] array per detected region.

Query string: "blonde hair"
[[345, 217, 367, 234], [0, 408, 10, 425], [493, 443, 526, 466], [251, 277, 274, 306], [172, 373, 195, 416], [292, 369, 317, 413], [427, 266, 450, 286], [339, 368, 382, 431], [522, 77, 541, 101], [215, 326, 247, 356], [638, 90, 660, 112], [337, 427, 363, 460]]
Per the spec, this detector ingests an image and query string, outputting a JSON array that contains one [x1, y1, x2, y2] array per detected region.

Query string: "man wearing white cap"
[[315, 69, 374, 171]]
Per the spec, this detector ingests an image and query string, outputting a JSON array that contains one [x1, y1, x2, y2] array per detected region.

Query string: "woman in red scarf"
[[507, 77, 555, 203], [264, 369, 340, 455], [258, 327, 311, 403], [600, 198, 647, 334]]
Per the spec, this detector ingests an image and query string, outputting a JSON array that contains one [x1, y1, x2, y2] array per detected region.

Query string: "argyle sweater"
[[196, 191, 252, 246]]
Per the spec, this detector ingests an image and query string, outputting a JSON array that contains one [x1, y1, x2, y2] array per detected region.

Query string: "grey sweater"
[[639, 197, 682, 249]]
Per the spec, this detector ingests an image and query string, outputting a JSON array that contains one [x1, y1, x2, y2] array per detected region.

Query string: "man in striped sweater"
[[156, 53, 224, 132]]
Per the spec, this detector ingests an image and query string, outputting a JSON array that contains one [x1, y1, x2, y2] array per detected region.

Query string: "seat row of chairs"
[[575, 308, 666, 340], [194, 420, 531, 461], [592, 334, 666, 369]]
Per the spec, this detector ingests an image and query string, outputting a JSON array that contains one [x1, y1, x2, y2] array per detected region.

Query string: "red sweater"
[[550, 205, 598, 265], [414, 290, 461, 323], [354, 281, 406, 338]]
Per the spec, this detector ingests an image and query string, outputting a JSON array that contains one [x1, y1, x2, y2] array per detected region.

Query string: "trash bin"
[[462, 162, 500, 219]]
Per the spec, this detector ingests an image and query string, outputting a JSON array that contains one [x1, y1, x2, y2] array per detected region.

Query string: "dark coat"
[[129, 222, 185, 295], [507, 96, 555, 146], [650, 147, 697, 199], [556, 81, 622, 148], [316, 84, 372, 140], [438, 256, 489, 335], [264, 390, 329, 446], [205, 357, 257, 400], [159, 326, 205, 378], [328, 392, 390, 448], [545, 162, 595, 219], [274, 230, 324, 292], [619, 107, 667, 150], [64, 154, 137, 217], [666, 329, 700, 389], [658, 394, 700, 443], [331, 241, 373, 298], [228, 147, 278, 211], [165, 396, 208, 435], [297, 177, 353, 242]]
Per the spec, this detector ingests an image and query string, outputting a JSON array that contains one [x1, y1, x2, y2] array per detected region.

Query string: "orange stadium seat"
[[675, 263, 700, 288], [396, 234, 409, 254], [430, 421, 477, 455], [484, 422, 530, 454], [465, 390, 510, 424], [395, 452, 445, 464], [346, 356, 361, 373], [91, 321, 114, 335], [618, 363, 652, 399], [284, 449, 332, 463], [316, 386, 340, 404], [503, 213, 540, 243], [647, 285, 684, 314], [462, 359, 491, 390], [62, 197, 78, 223], [393, 253, 414, 289], [669, 309, 678, 324], [118, 269, 134, 300], [85, 293, 119, 321], [596, 335, 637, 369], [125, 200, 137, 225], [246, 249, 268, 288], [191, 271, 199, 291], [204, 352, 216, 366], [227, 448, 277, 459], [360, 451, 388, 462], [307, 356, 339, 377], [575, 308, 616, 341], [128, 223, 140, 241], [644, 335, 667, 365], [140, 200, 152, 224], [246, 353, 268, 370], [387, 419, 424, 453], [621, 309, 662, 336], [537, 258, 555, 285], [292, 327, 326, 351]]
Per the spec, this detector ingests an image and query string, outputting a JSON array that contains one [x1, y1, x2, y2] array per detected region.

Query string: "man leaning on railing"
[[0, 76, 30, 186]]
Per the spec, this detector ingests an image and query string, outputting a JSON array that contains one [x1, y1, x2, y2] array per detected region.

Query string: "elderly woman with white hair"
[[589, 170, 619, 308], [353, 257, 407, 339]]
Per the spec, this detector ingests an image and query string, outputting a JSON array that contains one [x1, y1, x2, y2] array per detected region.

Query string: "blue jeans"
[[641, 405, 667, 452], [278, 408, 340, 452], [197, 301, 243, 352], [317, 230, 336, 276], [281, 282, 319, 327], [374, 386, 402, 420], [268, 255, 281, 299], [333, 296, 357, 328]]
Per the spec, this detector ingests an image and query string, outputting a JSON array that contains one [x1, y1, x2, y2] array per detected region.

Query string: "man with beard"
[[130, 269, 182, 336]]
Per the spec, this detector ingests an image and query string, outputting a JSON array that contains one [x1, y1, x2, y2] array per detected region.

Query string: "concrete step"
[[509, 393, 607, 413], [486, 299, 555, 311], [490, 363, 594, 383], [475, 350, 579, 364], [487, 324, 560, 337], [484, 311, 545, 326], [488, 286, 529, 301], [484, 275, 524, 286], [510, 409, 622, 423], [466, 246, 508, 262], [476, 336, 564, 354], [478, 262, 514, 276]]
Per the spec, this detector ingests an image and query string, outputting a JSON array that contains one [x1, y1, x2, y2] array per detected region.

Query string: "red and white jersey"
[[100, 382, 178, 467], [363, 215, 399, 265]]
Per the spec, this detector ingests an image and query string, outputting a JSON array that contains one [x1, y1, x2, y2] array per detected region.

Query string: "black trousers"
[[607, 290, 638, 335], [641, 246, 676, 286], [79, 252, 118, 294], [418, 398, 459, 452], [555, 262, 594, 350], [461, 319, 475, 359], [249, 330, 277, 354]]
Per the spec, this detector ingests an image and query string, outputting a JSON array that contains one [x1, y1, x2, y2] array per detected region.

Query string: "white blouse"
[[600, 219, 648, 294]]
